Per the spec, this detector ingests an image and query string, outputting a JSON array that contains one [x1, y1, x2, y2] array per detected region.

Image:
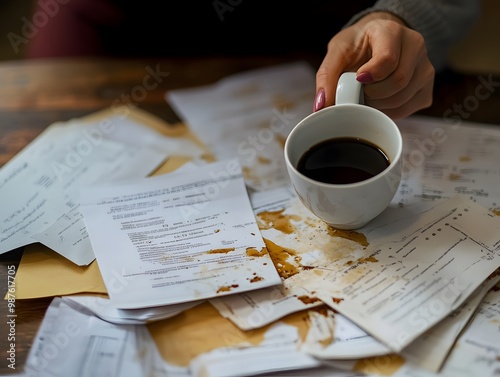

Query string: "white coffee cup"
[[284, 72, 402, 229]]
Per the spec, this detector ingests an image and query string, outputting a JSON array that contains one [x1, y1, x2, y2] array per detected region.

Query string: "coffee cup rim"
[[284, 104, 403, 188]]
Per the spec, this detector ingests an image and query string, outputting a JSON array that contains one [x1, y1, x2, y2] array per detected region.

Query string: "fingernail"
[[314, 89, 325, 112], [356, 72, 374, 84]]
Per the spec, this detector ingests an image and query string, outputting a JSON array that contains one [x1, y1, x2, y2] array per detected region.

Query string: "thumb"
[[315, 42, 353, 111]]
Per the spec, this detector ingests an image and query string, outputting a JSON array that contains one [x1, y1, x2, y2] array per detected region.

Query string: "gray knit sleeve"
[[345, 0, 481, 71]]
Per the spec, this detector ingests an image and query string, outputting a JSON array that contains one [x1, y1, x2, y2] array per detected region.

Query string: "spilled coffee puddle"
[[257, 209, 301, 234], [246, 247, 268, 257], [327, 227, 369, 247], [256, 200, 370, 280], [297, 295, 322, 305], [257, 207, 368, 247], [263, 238, 300, 279]]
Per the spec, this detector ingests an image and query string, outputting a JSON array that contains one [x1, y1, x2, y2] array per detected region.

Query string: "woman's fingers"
[[314, 13, 435, 119], [362, 26, 435, 117]]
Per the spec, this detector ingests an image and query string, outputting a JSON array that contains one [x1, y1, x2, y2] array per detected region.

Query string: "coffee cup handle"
[[335, 72, 364, 105]]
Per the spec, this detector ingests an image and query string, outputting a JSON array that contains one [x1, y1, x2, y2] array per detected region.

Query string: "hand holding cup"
[[284, 72, 403, 229]]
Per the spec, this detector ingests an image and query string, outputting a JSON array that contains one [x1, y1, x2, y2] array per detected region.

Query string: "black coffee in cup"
[[296, 137, 390, 184]]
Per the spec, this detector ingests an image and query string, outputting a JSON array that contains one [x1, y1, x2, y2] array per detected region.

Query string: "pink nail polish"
[[356, 72, 374, 84], [314, 89, 325, 112]]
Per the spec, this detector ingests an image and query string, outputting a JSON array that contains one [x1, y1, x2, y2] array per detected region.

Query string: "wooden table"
[[1, 56, 500, 374]]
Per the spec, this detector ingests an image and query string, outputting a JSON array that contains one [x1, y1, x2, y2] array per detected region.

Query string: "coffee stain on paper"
[[297, 295, 322, 305], [257, 204, 368, 248], [256, 199, 368, 276], [354, 354, 405, 376], [263, 238, 300, 279], [207, 248, 235, 254], [148, 301, 313, 367], [459, 155, 471, 162], [491, 208, 500, 216], [275, 134, 287, 149], [345, 255, 379, 266], [217, 284, 239, 293], [249, 275, 263, 283], [257, 156, 271, 165], [332, 297, 344, 304], [246, 247, 268, 257], [271, 94, 296, 110], [327, 227, 369, 247], [256, 209, 301, 234]]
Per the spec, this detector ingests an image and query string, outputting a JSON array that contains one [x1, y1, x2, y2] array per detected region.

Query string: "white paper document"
[[167, 61, 316, 191], [400, 273, 500, 372], [302, 196, 500, 352], [393, 283, 500, 377], [392, 116, 500, 212], [21, 297, 367, 377], [63, 294, 203, 325], [21, 297, 170, 377], [0, 115, 185, 265], [80, 159, 282, 309], [300, 304, 391, 360], [189, 322, 322, 377]]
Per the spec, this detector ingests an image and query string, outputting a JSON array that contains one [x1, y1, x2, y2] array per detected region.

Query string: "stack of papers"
[[0, 106, 205, 265], [4, 63, 500, 377]]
